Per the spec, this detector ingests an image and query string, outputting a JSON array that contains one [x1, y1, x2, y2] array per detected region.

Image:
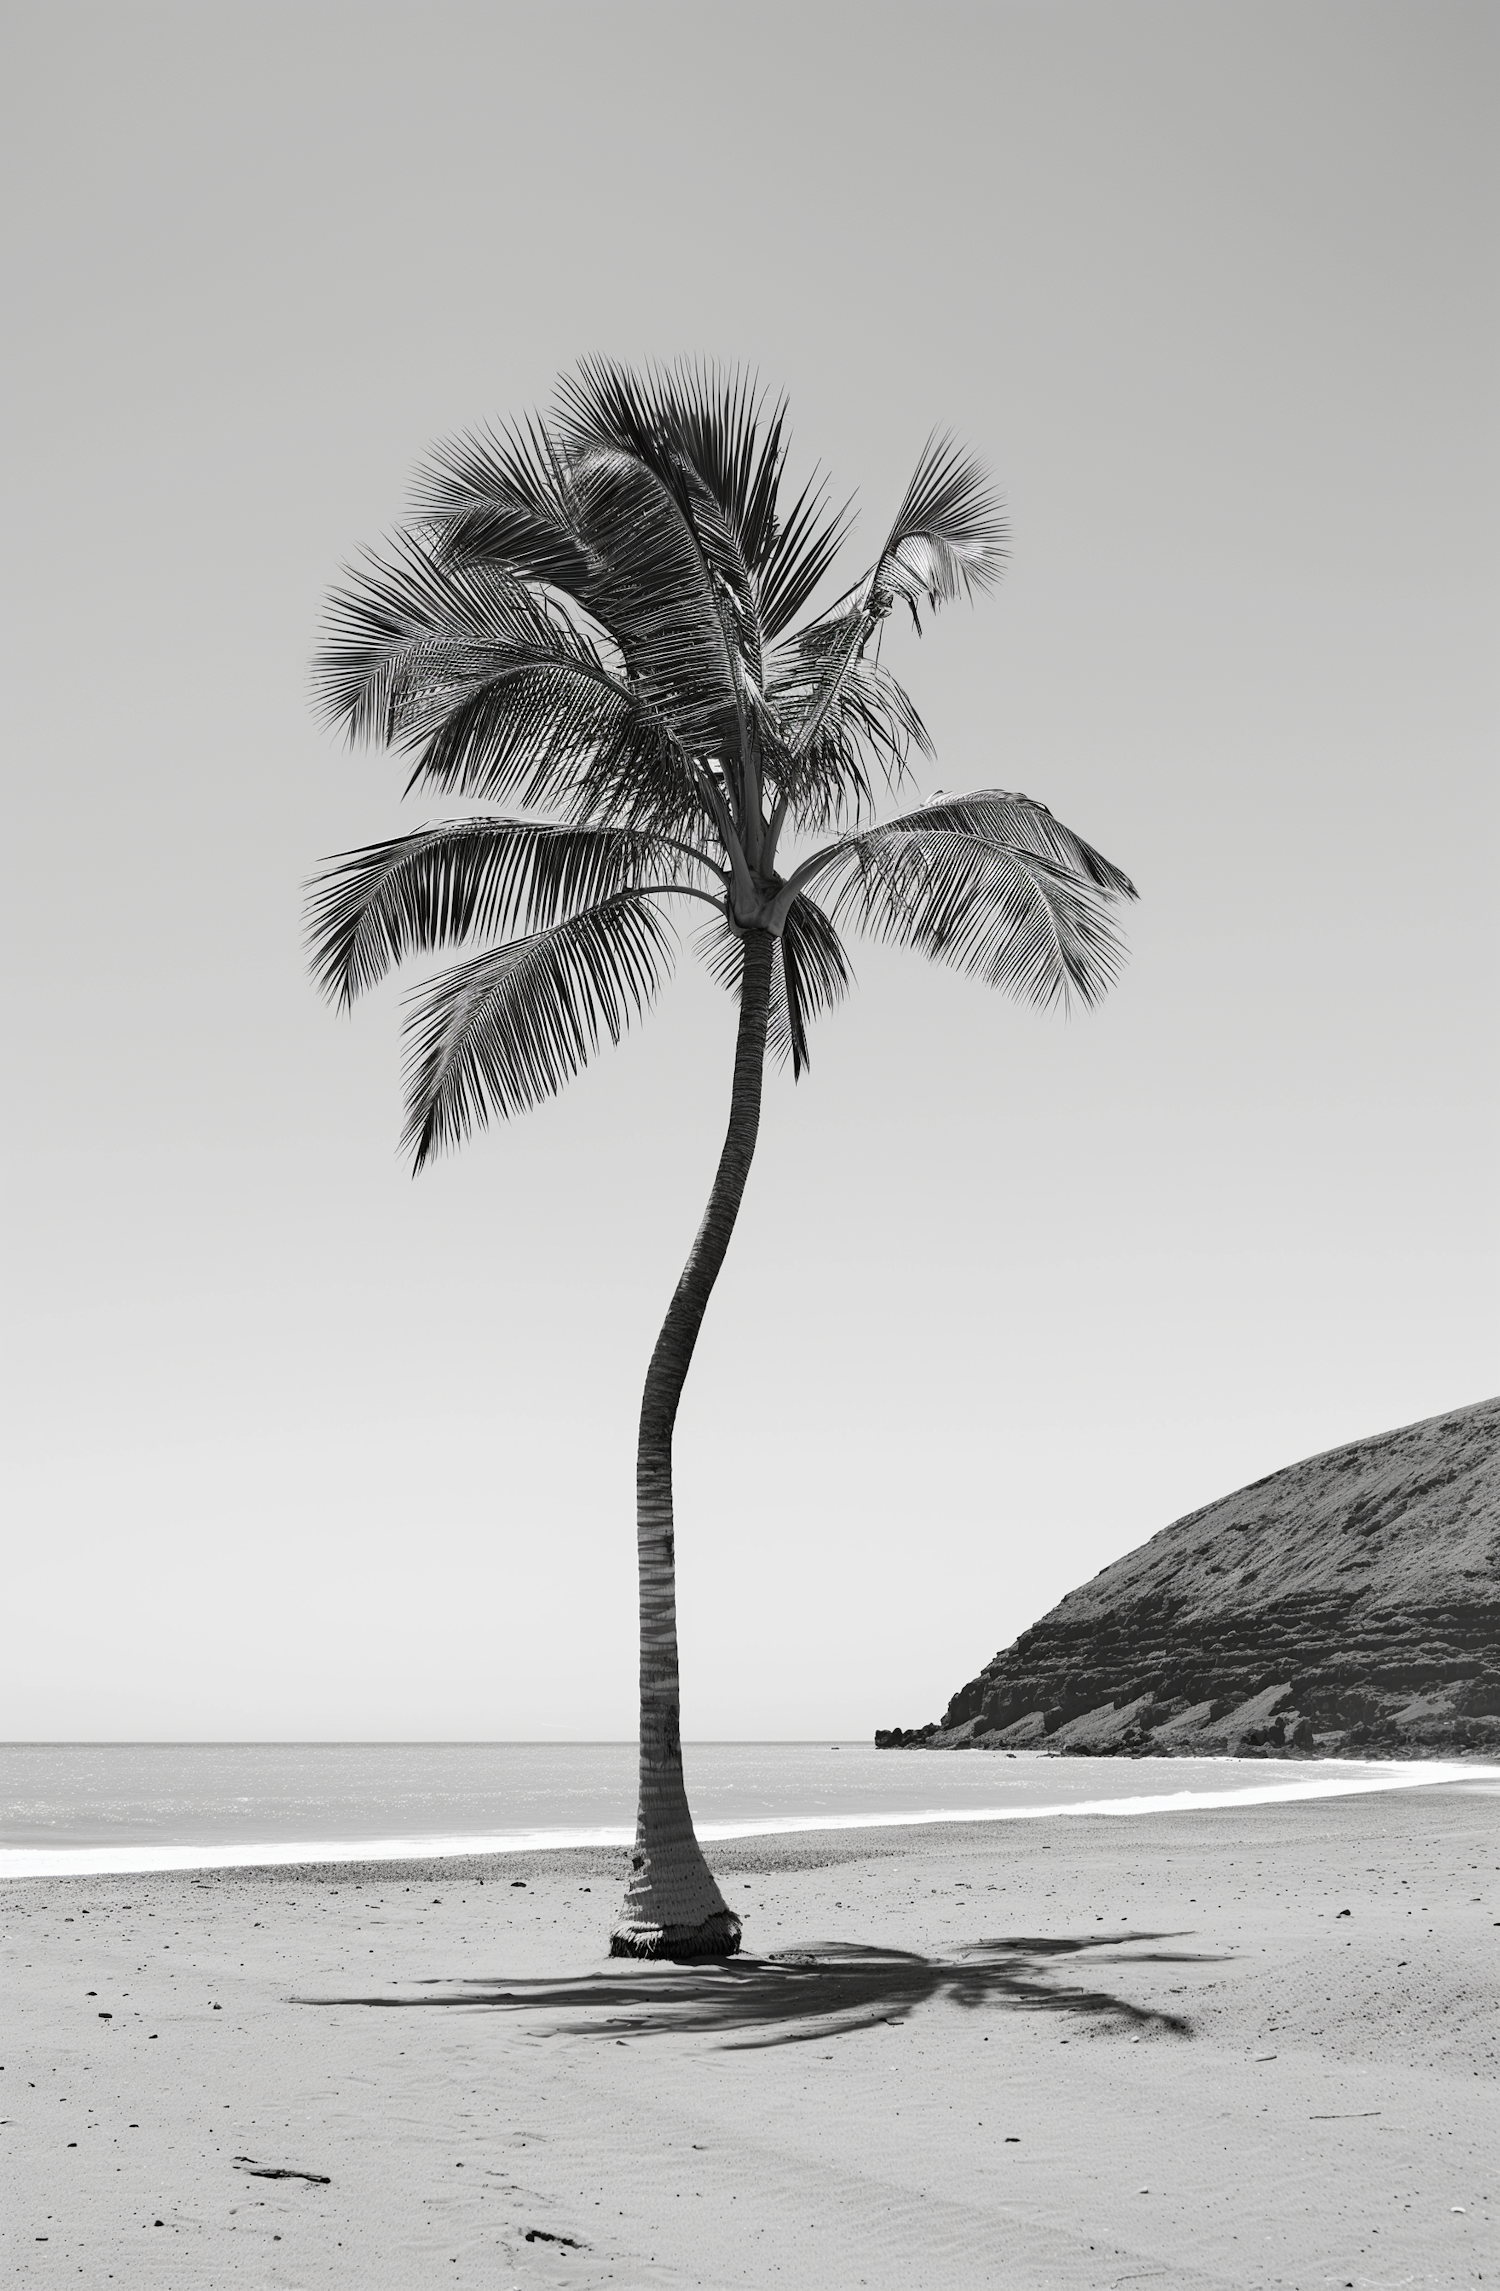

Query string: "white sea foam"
[[3, 1761, 1491, 1881]]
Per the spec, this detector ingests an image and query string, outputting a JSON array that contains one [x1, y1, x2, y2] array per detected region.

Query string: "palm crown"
[[307, 363, 1137, 1961], [307, 360, 1135, 1163]]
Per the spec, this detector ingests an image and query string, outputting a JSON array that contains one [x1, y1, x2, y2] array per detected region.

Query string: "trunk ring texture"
[[617, 930, 775, 1955]]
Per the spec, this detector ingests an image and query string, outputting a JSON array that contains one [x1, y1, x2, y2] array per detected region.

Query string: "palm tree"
[[306, 362, 1136, 1961]]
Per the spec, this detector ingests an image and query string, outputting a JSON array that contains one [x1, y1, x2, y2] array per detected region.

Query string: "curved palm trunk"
[[610, 927, 775, 1960]]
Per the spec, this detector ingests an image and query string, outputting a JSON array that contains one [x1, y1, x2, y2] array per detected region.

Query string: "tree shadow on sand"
[[302, 1934, 1209, 2049]]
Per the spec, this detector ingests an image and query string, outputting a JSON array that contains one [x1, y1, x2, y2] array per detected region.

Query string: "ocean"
[[2, 1740, 1488, 1880]]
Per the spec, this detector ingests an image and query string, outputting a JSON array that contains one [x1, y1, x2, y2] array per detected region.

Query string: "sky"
[[4, 0, 1496, 1741]]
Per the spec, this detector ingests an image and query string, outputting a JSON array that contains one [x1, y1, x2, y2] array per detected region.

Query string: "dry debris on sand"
[[2, 1779, 1497, 2287]]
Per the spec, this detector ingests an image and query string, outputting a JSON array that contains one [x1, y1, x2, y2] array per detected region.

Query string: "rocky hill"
[[877, 1396, 1500, 1758]]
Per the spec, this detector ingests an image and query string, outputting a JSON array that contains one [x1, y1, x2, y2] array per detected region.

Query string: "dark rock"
[[875, 1396, 1499, 1758], [1048, 1693, 1159, 1753]]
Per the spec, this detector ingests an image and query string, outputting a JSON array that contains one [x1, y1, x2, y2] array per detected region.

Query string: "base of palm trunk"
[[608, 1908, 743, 1962]]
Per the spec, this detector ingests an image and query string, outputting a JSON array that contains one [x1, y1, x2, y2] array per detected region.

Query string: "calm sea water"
[[2, 1741, 1488, 1880]]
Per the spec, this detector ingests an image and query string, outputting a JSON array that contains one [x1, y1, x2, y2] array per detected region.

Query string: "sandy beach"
[[3, 1776, 1496, 2289]]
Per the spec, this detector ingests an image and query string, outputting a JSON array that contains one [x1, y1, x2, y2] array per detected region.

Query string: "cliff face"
[[878, 1396, 1500, 1757]]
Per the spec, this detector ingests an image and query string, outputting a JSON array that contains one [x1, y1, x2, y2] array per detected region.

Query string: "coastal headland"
[[880, 1397, 1500, 1759], [3, 1777, 1497, 2286]]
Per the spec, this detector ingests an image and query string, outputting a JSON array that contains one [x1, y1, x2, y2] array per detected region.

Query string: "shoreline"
[[5, 1756, 1494, 1883]]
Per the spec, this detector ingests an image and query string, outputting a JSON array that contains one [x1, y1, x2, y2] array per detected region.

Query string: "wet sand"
[[3, 1778, 1496, 2287]]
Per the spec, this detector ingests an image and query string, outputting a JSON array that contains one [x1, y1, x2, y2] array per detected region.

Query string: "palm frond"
[[306, 820, 705, 1007], [401, 895, 676, 1167], [559, 362, 762, 613], [693, 907, 743, 998], [754, 470, 851, 641], [869, 434, 1008, 628], [897, 792, 1136, 898], [773, 893, 851, 1076], [794, 791, 1136, 1011], [660, 362, 851, 640], [409, 659, 697, 832], [556, 360, 851, 660], [420, 404, 751, 751], [314, 538, 563, 747], [314, 536, 704, 831], [780, 439, 1005, 769], [560, 444, 747, 757], [550, 364, 761, 731], [415, 416, 595, 597], [765, 619, 932, 831]]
